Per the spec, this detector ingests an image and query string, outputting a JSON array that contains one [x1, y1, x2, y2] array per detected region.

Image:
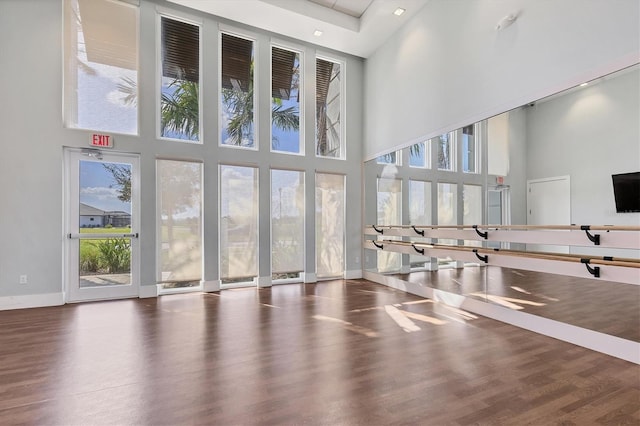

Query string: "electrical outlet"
[[355, 256, 360, 264], [19, 275, 27, 284]]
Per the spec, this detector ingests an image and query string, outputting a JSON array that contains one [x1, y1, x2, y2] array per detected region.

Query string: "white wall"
[[364, 0, 640, 159], [526, 67, 640, 227], [0, 0, 363, 305]]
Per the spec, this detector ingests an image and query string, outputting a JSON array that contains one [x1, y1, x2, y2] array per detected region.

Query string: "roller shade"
[[222, 33, 253, 92], [161, 17, 199, 83], [78, 0, 138, 70], [272, 47, 297, 100]]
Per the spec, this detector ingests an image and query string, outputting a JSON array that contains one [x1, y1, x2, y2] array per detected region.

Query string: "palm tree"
[[161, 79, 199, 140], [119, 68, 299, 143]]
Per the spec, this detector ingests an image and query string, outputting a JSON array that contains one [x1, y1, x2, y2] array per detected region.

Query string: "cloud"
[[80, 186, 119, 200]]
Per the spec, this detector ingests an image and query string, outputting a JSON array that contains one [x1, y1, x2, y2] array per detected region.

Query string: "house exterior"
[[79, 203, 131, 228]]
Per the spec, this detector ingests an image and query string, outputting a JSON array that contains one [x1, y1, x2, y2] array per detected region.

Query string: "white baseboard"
[[363, 271, 640, 364], [303, 273, 317, 283], [202, 280, 221, 292], [344, 269, 363, 279], [138, 285, 158, 298], [0, 292, 64, 311]]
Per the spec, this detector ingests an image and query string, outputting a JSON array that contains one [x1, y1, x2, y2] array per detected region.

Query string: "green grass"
[[80, 227, 131, 234]]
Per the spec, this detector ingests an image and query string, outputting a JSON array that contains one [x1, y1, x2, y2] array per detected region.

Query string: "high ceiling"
[[308, 0, 375, 18], [167, 0, 430, 58]]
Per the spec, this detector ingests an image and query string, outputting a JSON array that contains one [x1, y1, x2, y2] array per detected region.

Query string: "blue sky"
[[80, 161, 131, 213]]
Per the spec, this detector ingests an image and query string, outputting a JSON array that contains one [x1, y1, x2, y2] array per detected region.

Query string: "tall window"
[[438, 182, 458, 267], [157, 160, 202, 289], [436, 133, 455, 171], [160, 17, 200, 142], [437, 182, 458, 226], [316, 173, 345, 278], [463, 184, 483, 248], [271, 170, 305, 280], [409, 180, 431, 225], [409, 141, 430, 168], [316, 57, 343, 158], [272, 47, 301, 154], [463, 184, 483, 226], [221, 33, 256, 148], [220, 165, 258, 285], [462, 124, 479, 173], [376, 151, 400, 165], [64, 0, 138, 134], [377, 178, 402, 273]]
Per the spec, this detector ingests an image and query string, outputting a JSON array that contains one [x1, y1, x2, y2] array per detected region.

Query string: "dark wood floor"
[[0, 280, 638, 425], [397, 266, 640, 342]]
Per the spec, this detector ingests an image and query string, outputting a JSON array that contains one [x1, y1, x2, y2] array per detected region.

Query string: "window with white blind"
[[220, 33, 256, 148], [271, 170, 304, 280], [159, 16, 201, 142], [157, 160, 202, 290], [64, 0, 138, 134], [316, 173, 345, 278], [316, 57, 343, 159], [463, 184, 483, 249], [409, 180, 432, 269], [272, 46, 302, 154], [377, 178, 402, 273], [438, 182, 458, 267], [220, 165, 258, 285]]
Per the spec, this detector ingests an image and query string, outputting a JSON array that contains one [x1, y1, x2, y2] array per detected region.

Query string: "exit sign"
[[90, 133, 114, 148]]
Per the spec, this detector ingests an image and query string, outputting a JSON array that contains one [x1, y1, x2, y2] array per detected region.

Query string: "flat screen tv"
[[612, 172, 640, 213]]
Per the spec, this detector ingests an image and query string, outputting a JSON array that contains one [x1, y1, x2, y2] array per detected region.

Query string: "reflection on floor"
[[395, 266, 640, 342]]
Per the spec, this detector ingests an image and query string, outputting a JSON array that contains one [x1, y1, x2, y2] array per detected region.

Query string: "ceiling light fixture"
[[393, 8, 406, 16], [580, 82, 589, 87], [313, 30, 323, 37]]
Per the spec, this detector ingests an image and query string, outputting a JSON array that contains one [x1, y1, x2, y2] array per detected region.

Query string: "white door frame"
[[64, 148, 140, 302]]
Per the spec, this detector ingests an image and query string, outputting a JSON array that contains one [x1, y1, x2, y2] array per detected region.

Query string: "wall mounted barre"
[[364, 224, 640, 250], [412, 225, 425, 236], [472, 225, 488, 239], [363, 239, 640, 285], [371, 240, 640, 268]]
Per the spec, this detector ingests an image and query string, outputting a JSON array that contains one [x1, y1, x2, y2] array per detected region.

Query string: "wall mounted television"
[[611, 172, 640, 213]]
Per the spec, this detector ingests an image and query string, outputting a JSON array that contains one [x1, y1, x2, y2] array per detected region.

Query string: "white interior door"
[[527, 176, 570, 253], [64, 148, 140, 302]]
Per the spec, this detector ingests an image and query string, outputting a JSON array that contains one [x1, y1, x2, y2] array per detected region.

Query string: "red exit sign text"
[[90, 134, 114, 148]]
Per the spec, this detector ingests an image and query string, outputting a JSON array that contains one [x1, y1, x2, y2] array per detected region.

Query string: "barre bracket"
[[412, 244, 424, 255], [580, 225, 600, 245], [473, 249, 488, 263], [372, 224, 384, 234], [412, 225, 425, 236], [372, 241, 384, 250], [472, 225, 488, 240], [580, 258, 600, 278]]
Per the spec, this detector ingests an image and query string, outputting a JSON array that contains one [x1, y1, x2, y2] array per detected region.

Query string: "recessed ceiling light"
[[580, 82, 589, 87], [393, 7, 406, 16], [313, 30, 323, 37]]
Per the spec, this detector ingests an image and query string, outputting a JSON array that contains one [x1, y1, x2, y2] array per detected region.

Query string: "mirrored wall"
[[363, 63, 640, 342]]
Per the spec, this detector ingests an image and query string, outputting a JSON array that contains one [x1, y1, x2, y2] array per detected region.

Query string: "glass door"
[[64, 148, 140, 302]]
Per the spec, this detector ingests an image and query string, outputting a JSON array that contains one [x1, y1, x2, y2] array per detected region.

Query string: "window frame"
[[270, 42, 304, 156], [156, 9, 203, 143], [218, 27, 259, 151], [64, 0, 141, 136], [315, 54, 346, 160]]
